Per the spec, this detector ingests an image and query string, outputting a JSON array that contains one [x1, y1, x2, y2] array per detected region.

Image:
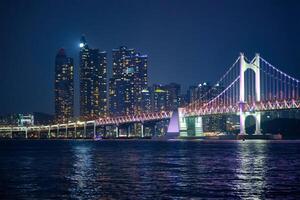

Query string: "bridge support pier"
[[93, 122, 96, 139], [239, 112, 262, 135], [179, 108, 203, 137], [127, 126, 129, 137], [141, 123, 144, 138], [179, 108, 187, 137], [84, 122, 86, 138], [239, 112, 246, 135], [195, 116, 203, 136], [25, 128, 28, 139], [56, 126, 59, 138], [10, 128, 13, 139], [48, 127, 51, 138], [115, 126, 119, 138], [254, 112, 262, 135]]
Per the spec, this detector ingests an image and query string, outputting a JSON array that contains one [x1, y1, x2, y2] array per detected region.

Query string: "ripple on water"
[[0, 140, 300, 199]]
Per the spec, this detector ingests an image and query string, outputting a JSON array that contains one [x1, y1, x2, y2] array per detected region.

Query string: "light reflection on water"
[[0, 140, 300, 199], [69, 144, 93, 198], [235, 141, 268, 199]]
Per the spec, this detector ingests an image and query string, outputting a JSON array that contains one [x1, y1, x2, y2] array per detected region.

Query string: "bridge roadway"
[[0, 111, 172, 139], [182, 99, 300, 117]]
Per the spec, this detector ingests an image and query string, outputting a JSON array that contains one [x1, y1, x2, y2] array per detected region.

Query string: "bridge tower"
[[239, 53, 262, 135]]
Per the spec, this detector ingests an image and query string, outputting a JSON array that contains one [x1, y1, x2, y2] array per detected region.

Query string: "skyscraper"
[[141, 87, 152, 112], [152, 84, 167, 112], [186, 82, 212, 104], [165, 83, 181, 111], [187, 85, 198, 103], [109, 46, 135, 116], [54, 48, 74, 123], [79, 35, 107, 119], [109, 46, 148, 116], [150, 83, 181, 112], [126, 53, 148, 115]]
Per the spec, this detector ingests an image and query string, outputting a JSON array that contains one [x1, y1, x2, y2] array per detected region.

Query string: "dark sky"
[[0, 0, 300, 116]]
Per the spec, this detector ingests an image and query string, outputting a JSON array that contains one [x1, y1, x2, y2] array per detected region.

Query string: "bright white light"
[[79, 43, 84, 48]]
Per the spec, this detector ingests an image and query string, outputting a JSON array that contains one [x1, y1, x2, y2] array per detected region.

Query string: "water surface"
[[0, 140, 300, 199]]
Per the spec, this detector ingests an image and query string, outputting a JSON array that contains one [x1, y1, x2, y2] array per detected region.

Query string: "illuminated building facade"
[[18, 114, 34, 126], [126, 53, 148, 115], [152, 84, 167, 112], [109, 46, 148, 116], [187, 85, 198, 103], [165, 83, 181, 111], [186, 82, 213, 103], [151, 83, 181, 112], [79, 36, 107, 119], [141, 87, 152, 112], [0, 114, 19, 126], [109, 46, 135, 116], [54, 48, 74, 123]]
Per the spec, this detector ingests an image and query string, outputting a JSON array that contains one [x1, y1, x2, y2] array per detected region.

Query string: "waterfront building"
[[165, 83, 181, 111], [0, 114, 19, 126], [151, 83, 182, 112], [109, 46, 148, 116], [54, 48, 74, 123], [129, 53, 148, 114], [17, 114, 34, 126], [0, 113, 54, 126], [179, 93, 188, 107], [109, 46, 135, 116], [141, 87, 152, 112], [197, 82, 212, 101], [152, 84, 168, 112], [150, 84, 181, 136], [79, 35, 107, 119], [187, 85, 198, 103]]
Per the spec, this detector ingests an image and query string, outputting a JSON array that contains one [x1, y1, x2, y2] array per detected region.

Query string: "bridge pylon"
[[239, 53, 262, 135]]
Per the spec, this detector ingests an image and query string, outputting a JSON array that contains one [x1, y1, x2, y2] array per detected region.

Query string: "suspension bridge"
[[179, 53, 300, 137], [0, 53, 299, 139]]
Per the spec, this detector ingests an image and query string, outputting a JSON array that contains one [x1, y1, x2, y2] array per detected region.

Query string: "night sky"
[[0, 0, 300, 116]]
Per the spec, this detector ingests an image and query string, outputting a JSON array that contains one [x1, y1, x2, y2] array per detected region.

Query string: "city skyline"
[[1, 0, 300, 116], [1, 1, 300, 199]]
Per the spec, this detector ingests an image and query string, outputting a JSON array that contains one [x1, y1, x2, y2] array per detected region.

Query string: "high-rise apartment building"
[[165, 83, 181, 111], [127, 53, 148, 114], [109, 46, 148, 116], [152, 84, 168, 112], [54, 48, 74, 123], [151, 83, 182, 112], [141, 87, 152, 112], [79, 35, 107, 119], [109, 46, 135, 116]]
